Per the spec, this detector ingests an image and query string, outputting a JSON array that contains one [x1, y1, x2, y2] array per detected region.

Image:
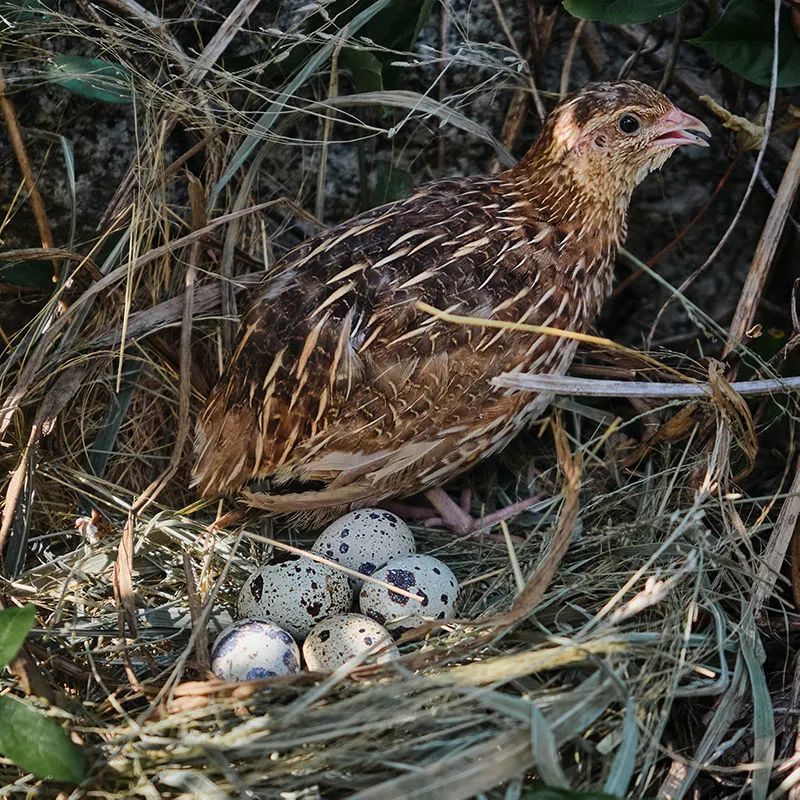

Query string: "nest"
[[1, 2, 798, 798]]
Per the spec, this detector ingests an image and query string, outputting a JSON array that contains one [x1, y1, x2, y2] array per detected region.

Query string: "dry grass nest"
[[1, 2, 799, 798]]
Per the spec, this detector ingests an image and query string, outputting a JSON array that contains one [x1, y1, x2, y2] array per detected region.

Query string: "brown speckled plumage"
[[194, 81, 709, 524]]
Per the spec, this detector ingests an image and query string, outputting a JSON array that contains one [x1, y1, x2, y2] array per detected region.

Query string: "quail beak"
[[652, 107, 711, 148]]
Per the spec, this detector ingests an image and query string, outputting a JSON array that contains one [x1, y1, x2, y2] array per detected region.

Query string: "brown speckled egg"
[[210, 619, 300, 681], [359, 554, 459, 632], [311, 508, 415, 587], [238, 553, 352, 639], [303, 613, 398, 672]]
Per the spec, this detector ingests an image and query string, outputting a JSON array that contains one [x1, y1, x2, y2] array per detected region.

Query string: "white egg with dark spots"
[[303, 613, 399, 672], [210, 619, 300, 681], [359, 554, 459, 632], [311, 508, 415, 587], [238, 553, 352, 639]]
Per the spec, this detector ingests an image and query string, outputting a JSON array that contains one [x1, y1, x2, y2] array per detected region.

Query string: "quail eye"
[[618, 114, 640, 134]]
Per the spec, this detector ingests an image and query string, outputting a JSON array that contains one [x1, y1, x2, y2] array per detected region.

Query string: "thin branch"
[[724, 135, 800, 358], [493, 373, 800, 399], [0, 65, 54, 252]]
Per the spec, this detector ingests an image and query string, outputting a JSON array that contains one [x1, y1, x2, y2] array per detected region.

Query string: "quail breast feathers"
[[194, 80, 709, 524]]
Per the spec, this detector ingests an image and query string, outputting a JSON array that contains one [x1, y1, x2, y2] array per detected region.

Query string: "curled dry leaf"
[[706, 360, 758, 478], [699, 94, 764, 150]]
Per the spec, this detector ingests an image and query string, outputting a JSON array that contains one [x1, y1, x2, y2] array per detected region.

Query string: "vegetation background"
[[0, 0, 799, 797]]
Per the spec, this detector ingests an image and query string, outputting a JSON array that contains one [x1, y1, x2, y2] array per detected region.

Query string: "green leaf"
[[341, 47, 384, 93], [689, 0, 800, 87], [312, 0, 434, 89], [0, 259, 54, 290], [363, 0, 434, 52], [5, 0, 51, 25], [524, 789, 621, 800], [320, 0, 434, 52], [562, 0, 686, 24], [0, 605, 35, 669], [0, 696, 85, 784], [370, 163, 413, 207], [48, 55, 133, 104]]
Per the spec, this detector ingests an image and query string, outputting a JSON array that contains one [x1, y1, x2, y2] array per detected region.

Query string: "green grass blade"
[[740, 612, 775, 800], [603, 698, 638, 796]]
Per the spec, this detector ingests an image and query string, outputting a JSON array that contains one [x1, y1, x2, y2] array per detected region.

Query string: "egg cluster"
[[210, 508, 461, 681]]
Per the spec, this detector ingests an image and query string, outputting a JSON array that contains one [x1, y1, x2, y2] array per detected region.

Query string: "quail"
[[194, 80, 709, 532]]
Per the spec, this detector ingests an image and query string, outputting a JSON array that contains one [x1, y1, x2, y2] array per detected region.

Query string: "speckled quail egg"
[[210, 619, 300, 681], [359, 554, 459, 631], [311, 508, 415, 587], [238, 553, 352, 639], [303, 613, 399, 672]]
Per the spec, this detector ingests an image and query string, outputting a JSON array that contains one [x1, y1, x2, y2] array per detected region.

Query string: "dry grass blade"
[[187, 0, 262, 85], [183, 551, 210, 673], [97, 0, 187, 61], [113, 515, 138, 638], [0, 365, 89, 559], [0, 202, 274, 438], [488, 414, 581, 628], [444, 638, 628, 686], [753, 457, 800, 614], [417, 300, 698, 383], [208, 0, 395, 207], [350, 726, 536, 800]]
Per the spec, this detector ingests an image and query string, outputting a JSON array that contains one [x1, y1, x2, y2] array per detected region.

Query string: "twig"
[[490, 0, 545, 121], [723, 135, 800, 358], [493, 372, 800, 398], [0, 65, 54, 253], [315, 29, 343, 223], [241, 530, 424, 603], [658, 5, 685, 91], [559, 18, 585, 98]]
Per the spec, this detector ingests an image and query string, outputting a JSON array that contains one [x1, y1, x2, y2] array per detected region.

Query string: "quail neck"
[[513, 81, 709, 251]]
